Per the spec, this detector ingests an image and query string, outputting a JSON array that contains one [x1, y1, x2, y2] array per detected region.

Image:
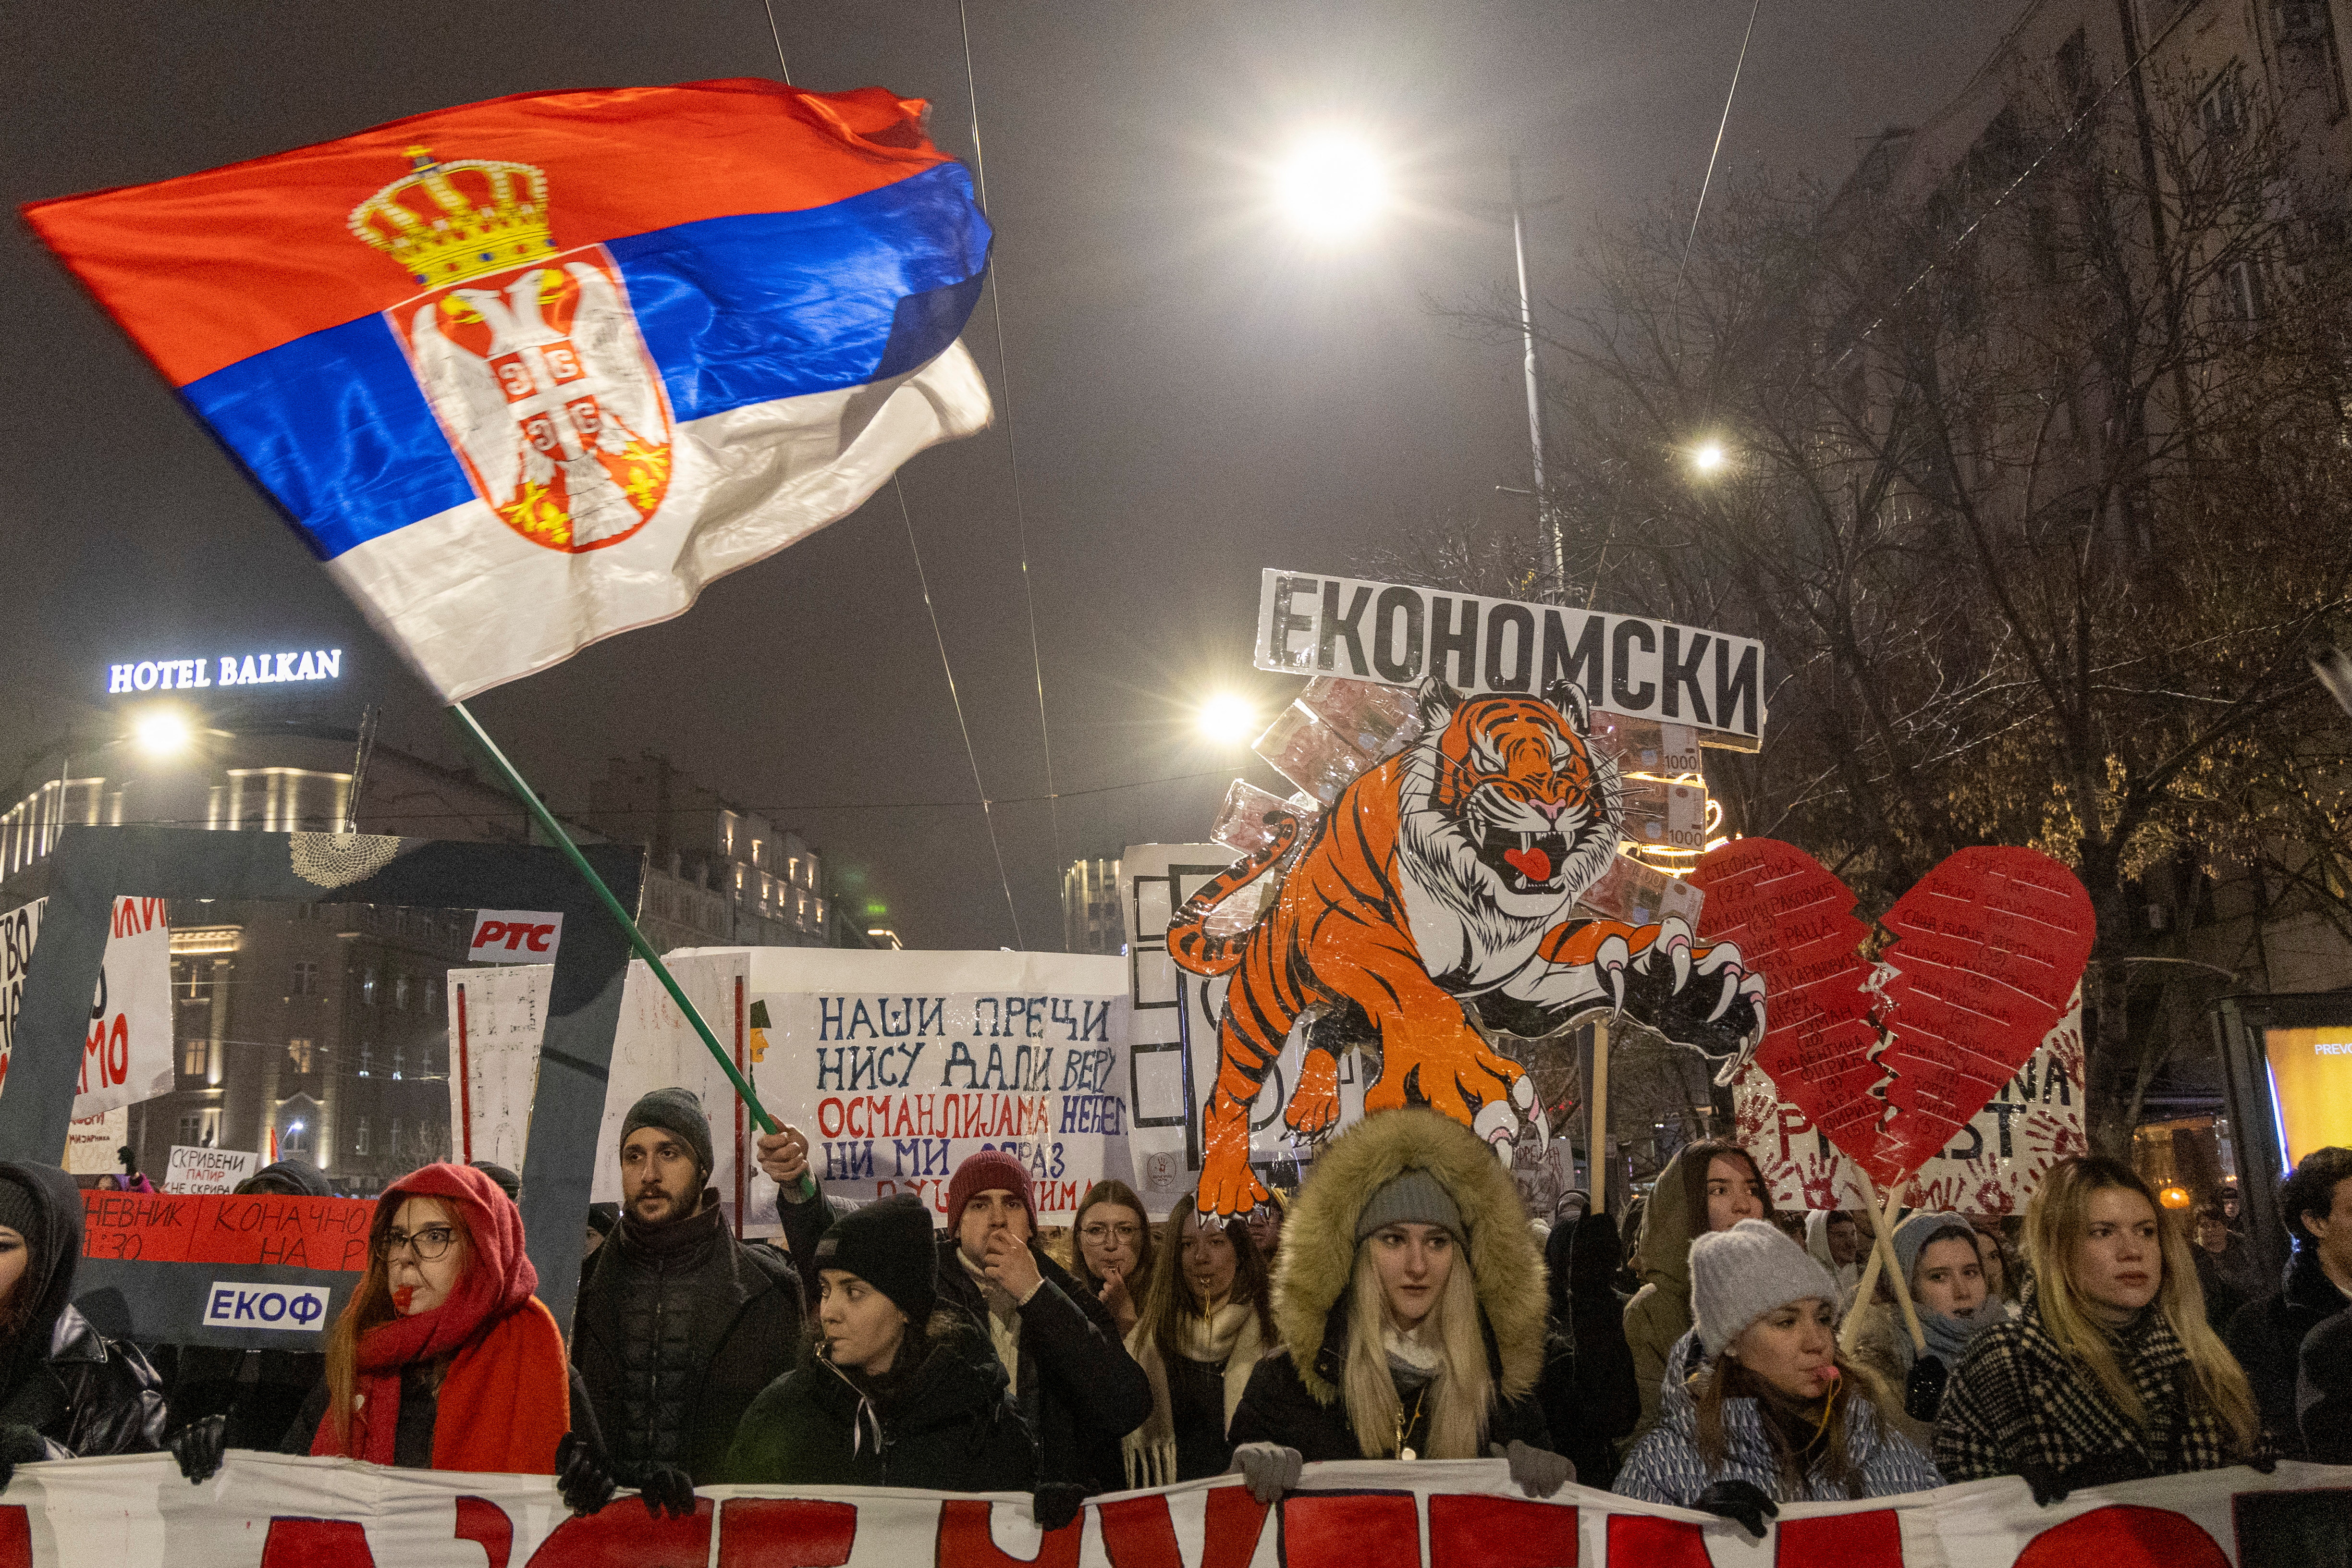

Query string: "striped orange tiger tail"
[[1165, 812, 1300, 977]]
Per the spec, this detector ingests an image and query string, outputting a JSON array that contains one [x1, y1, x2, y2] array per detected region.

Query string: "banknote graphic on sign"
[[354, 147, 674, 552]]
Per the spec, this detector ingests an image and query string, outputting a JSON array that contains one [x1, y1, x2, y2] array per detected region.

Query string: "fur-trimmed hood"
[[1271, 1108, 1547, 1404]]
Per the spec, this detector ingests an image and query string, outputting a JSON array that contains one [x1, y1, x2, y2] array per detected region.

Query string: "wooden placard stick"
[[1838, 1179, 1926, 1353], [1589, 1017, 1611, 1214]]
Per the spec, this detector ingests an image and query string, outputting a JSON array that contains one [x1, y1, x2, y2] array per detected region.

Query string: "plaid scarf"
[[1935, 1286, 2244, 1484]]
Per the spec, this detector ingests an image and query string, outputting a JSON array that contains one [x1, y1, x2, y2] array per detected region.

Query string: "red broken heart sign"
[[1691, 840, 2095, 1190]]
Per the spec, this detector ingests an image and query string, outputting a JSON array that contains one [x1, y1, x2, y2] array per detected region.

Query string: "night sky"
[[3, 2, 2020, 949]]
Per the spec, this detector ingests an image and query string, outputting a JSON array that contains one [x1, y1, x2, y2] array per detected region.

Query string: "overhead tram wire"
[[896, 473, 1027, 948], [1670, 0, 1762, 327], [957, 0, 1066, 881]]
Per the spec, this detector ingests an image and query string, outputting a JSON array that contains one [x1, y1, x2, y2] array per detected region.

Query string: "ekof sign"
[[1254, 568, 1766, 748], [106, 649, 343, 693], [468, 910, 564, 964], [201, 1281, 331, 1331]]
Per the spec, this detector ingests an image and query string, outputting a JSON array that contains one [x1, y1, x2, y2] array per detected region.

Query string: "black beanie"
[[0, 1177, 39, 1248], [812, 1194, 937, 1321], [620, 1087, 714, 1181]]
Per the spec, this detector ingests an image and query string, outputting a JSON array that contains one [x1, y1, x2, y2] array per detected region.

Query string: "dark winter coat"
[[0, 1162, 165, 1460], [2295, 1305, 2352, 1464], [2226, 1245, 2350, 1460], [166, 1159, 334, 1449], [1936, 1284, 2256, 1485], [931, 1233, 1150, 1494], [571, 1189, 805, 1484], [1537, 1213, 1641, 1488], [722, 1314, 1035, 1491], [1225, 1109, 1559, 1466]]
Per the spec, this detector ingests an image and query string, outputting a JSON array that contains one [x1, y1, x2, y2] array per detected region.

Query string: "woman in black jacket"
[[723, 1195, 1032, 1492], [0, 1161, 166, 1486], [1226, 1110, 1572, 1500]]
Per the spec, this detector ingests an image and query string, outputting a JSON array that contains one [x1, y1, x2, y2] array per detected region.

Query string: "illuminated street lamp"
[[1272, 135, 1388, 236], [1690, 441, 1728, 477], [1197, 693, 1257, 747], [1270, 137, 1565, 592], [133, 708, 192, 758]]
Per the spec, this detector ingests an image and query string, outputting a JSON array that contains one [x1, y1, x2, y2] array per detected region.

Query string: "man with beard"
[[569, 1089, 817, 1505]]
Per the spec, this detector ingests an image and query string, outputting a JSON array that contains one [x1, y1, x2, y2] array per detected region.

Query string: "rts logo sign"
[[468, 910, 564, 965]]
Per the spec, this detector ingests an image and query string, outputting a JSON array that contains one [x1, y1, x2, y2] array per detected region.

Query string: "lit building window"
[[288, 1038, 314, 1074], [355, 1117, 369, 1155]]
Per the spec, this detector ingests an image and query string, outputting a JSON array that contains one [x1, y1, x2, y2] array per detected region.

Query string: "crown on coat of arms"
[[348, 146, 556, 287]]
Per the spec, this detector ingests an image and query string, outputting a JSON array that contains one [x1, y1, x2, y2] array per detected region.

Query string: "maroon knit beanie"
[[946, 1149, 1033, 1233]]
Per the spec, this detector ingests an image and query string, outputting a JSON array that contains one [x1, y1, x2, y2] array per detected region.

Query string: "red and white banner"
[[0, 1453, 2341, 1567], [0, 895, 174, 1118]]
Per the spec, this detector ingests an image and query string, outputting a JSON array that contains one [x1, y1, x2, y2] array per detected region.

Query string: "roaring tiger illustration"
[[1169, 678, 1766, 1216]]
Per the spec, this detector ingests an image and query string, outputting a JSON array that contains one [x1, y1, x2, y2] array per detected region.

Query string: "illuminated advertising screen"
[[2263, 1024, 2352, 1168]]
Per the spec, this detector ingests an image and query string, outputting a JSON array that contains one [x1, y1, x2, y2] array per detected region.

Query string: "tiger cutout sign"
[[1170, 676, 1765, 1215]]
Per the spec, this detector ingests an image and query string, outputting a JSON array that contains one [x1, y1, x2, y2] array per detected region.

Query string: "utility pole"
[[1510, 157, 1565, 598]]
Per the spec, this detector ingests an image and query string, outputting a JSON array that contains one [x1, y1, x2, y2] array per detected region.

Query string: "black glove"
[[633, 1460, 697, 1520], [0, 1424, 52, 1495], [1032, 1482, 1086, 1532], [1690, 1479, 1777, 1538], [2018, 1451, 2149, 1506], [1903, 1356, 1949, 1423], [172, 1414, 229, 1484], [2247, 1447, 2279, 1475], [1567, 1211, 1623, 1300], [554, 1433, 616, 1518]]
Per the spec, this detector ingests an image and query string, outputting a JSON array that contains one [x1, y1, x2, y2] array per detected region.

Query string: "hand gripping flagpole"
[[448, 701, 779, 1136]]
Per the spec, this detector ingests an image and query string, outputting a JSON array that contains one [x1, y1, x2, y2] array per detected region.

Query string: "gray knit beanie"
[[1890, 1211, 1978, 1287], [1355, 1167, 1464, 1244], [621, 1087, 714, 1182], [1690, 1217, 1842, 1357]]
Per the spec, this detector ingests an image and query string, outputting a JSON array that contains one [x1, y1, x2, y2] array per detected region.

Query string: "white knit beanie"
[[1689, 1218, 1842, 1357]]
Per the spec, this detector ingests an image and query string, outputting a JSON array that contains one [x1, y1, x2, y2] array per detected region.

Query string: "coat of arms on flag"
[[26, 80, 994, 702], [354, 148, 674, 553]]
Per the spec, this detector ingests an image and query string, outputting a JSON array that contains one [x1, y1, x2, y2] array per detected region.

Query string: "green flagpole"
[[448, 701, 779, 1136]]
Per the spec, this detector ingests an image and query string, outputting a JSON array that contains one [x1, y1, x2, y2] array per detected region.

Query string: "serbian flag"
[[24, 80, 992, 702]]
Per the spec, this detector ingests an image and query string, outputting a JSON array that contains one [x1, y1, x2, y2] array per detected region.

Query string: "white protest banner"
[[163, 1145, 261, 1195], [466, 909, 564, 964], [741, 946, 1129, 1221], [0, 896, 174, 1117], [0, 1453, 2344, 1568], [1733, 991, 2089, 1215], [1120, 845, 1367, 1217], [1254, 568, 1766, 749], [446, 951, 754, 1225]]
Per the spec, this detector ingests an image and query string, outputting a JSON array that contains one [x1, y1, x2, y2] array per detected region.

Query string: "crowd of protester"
[[1, 1091, 2345, 1533]]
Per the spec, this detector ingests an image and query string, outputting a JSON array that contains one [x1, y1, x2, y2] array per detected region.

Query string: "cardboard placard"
[[163, 1146, 262, 1195], [74, 1189, 373, 1348]]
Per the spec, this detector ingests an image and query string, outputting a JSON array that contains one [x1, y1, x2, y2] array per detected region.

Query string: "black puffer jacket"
[[571, 1189, 803, 1484], [932, 1234, 1150, 1494], [2227, 1245, 2350, 1459], [723, 1314, 1034, 1491], [1, 1162, 165, 1459]]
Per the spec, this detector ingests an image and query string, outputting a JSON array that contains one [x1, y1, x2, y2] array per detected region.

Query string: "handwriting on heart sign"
[[1691, 840, 2095, 1190]]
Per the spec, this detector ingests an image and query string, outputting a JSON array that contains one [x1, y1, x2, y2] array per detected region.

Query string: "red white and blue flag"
[[25, 80, 993, 701]]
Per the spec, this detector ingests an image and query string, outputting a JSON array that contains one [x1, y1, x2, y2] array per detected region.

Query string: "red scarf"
[[312, 1163, 569, 1473]]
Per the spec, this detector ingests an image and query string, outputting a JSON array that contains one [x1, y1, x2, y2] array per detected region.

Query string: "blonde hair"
[[1339, 1240, 1492, 1459], [2022, 1157, 2260, 1453]]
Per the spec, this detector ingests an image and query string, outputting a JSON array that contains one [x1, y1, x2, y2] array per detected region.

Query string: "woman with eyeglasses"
[[1072, 1180, 1154, 1337], [280, 1164, 588, 1474]]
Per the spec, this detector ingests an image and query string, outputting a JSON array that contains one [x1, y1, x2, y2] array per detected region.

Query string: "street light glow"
[[133, 709, 191, 758], [1690, 441, 1728, 476], [1198, 693, 1257, 746], [1273, 135, 1387, 235]]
